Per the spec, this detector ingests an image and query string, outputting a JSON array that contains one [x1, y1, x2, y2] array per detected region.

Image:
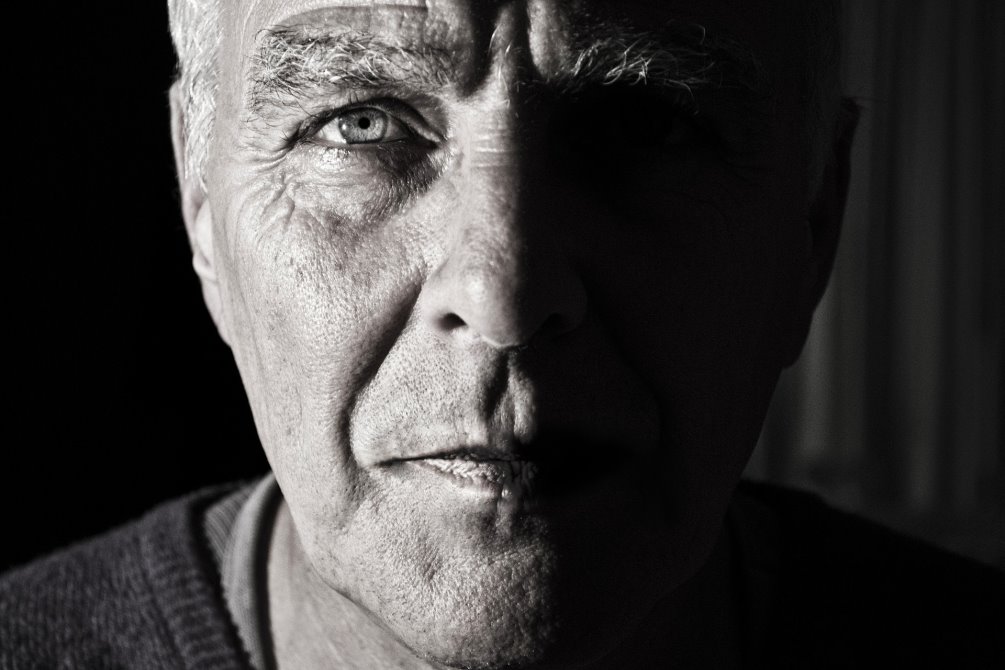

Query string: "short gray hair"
[[167, 0, 842, 193], [168, 0, 220, 189]]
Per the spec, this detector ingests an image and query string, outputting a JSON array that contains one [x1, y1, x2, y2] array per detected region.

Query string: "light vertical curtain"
[[746, 0, 1004, 567]]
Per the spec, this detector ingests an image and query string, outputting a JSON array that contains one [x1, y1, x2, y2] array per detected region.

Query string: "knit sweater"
[[2, 481, 1003, 669], [1, 484, 251, 670]]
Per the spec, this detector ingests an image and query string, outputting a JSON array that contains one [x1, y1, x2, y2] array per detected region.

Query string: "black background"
[[7, 4, 266, 571]]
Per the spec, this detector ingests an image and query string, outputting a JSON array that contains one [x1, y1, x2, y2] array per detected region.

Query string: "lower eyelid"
[[295, 138, 437, 172], [282, 146, 444, 205]]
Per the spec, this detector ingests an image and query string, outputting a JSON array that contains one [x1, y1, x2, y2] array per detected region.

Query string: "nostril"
[[437, 313, 466, 332], [538, 311, 577, 340]]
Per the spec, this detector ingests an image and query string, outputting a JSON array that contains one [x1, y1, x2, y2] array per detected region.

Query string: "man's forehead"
[[250, 0, 426, 23], [225, 0, 788, 68], [235, 0, 480, 70], [238, 0, 447, 44]]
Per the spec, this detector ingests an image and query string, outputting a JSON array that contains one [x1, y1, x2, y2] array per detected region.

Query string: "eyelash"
[[283, 96, 356, 149], [283, 96, 431, 152]]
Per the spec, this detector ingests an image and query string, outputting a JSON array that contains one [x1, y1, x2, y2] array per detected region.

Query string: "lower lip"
[[409, 458, 538, 497]]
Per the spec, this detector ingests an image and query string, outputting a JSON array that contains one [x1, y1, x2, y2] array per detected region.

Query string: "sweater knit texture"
[[1, 484, 251, 670]]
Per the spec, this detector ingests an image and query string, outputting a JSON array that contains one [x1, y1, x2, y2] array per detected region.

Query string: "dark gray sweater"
[[2, 481, 1003, 669], [1, 485, 251, 670]]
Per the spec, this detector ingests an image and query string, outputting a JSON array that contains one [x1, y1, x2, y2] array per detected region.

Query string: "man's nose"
[[419, 132, 587, 350]]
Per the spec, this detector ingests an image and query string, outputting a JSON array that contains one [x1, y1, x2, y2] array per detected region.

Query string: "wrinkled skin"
[[172, 0, 852, 667]]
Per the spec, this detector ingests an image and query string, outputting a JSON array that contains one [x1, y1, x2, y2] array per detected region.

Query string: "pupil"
[[358, 117, 371, 130]]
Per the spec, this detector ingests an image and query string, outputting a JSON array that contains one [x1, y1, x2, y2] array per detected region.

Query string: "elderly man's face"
[[178, 0, 845, 665]]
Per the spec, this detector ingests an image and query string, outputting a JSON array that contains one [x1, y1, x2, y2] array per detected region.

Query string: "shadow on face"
[[171, 0, 850, 666]]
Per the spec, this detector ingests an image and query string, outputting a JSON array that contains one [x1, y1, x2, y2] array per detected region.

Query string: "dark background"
[[7, 2, 1004, 571], [8, 4, 266, 571]]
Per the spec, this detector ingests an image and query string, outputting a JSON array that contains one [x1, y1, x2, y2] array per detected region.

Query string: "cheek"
[[214, 178, 428, 528], [582, 181, 788, 377], [574, 182, 795, 535]]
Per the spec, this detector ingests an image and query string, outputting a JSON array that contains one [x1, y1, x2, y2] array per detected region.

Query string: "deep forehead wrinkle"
[[242, 0, 428, 48]]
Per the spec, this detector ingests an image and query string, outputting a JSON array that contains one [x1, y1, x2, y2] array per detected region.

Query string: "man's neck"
[[267, 501, 742, 670], [268, 503, 439, 669]]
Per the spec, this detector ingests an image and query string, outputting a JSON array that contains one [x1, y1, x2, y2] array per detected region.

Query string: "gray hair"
[[168, 0, 220, 190], [167, 0, 842, 194]]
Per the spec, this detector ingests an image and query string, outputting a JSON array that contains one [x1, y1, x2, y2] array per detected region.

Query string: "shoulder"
[[0, 484, 249, 670], [732, 480, 1005, 667]]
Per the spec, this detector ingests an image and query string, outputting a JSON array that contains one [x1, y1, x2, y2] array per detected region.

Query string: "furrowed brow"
[[249, 27, 457, 112], [556, 23, 769, 99]]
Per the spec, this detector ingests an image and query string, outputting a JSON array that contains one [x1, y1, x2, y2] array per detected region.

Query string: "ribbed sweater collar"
[[139, 485, 253, 670]]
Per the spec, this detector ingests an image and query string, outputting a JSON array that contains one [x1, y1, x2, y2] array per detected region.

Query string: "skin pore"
[[172, 0, 852, 668]]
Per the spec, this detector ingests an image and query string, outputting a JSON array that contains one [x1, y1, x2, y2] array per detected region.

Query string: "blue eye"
[[313, 107, 412, 146]]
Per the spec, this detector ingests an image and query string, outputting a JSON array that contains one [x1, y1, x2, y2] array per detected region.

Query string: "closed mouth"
[[383, 438, 628, 499], [415, 453, 538, 486], [386, 446, 538, 493]]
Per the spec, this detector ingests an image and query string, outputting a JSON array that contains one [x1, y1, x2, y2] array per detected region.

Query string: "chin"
[[399, 598, 599, 670], [415, 627, 558, 670], [356, 522, 676, 670], [375, 551, 568, 669], [313, 514, 642, 670], [398, 555, 671, 670]]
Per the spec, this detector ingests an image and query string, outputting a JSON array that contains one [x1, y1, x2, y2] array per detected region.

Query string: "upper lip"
[[365, 423, 636, 470]]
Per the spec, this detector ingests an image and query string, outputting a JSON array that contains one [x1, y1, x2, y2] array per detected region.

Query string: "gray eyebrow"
[[249, 27, 458, 112], [248, 22, 768, 113], [555, 22, 769, 99]]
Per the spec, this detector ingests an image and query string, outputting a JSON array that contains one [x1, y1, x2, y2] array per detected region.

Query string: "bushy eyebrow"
[[247, 22, 768, 113], [555, 23, 768, 98], [249, 28, 457, 112]]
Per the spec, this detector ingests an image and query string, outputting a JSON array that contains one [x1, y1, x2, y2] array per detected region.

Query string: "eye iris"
[[338, 109, 388, 144]]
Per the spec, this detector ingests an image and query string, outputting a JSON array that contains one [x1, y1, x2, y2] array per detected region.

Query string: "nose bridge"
[[421, 100, 586, 349], [459, 103, 530, 270], [455, 0, 538, 251]]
